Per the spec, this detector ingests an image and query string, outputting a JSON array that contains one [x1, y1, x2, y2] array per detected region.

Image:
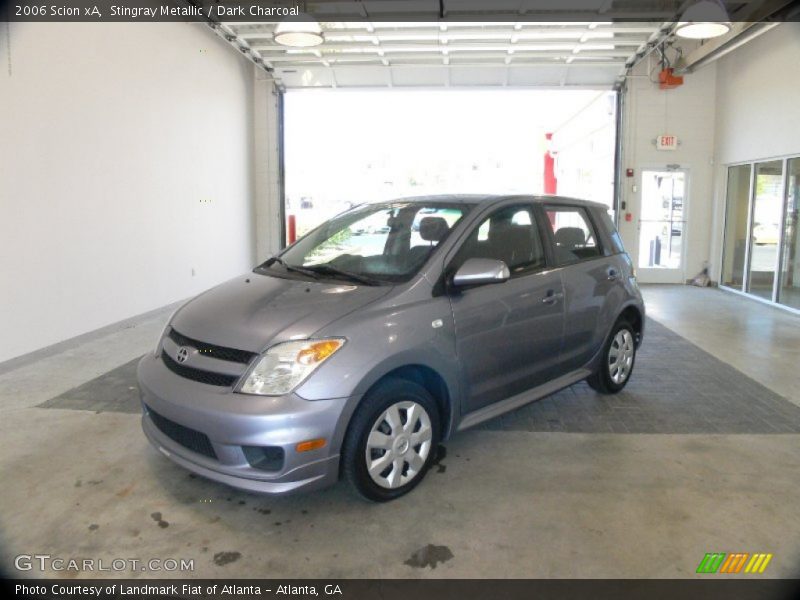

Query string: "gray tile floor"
[[40, 318, 800, 434], [484, 319, 800, 434], [39, 357, 142, 414]]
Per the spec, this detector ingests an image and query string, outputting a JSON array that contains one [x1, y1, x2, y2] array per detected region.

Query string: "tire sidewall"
[[344, 379, 441, 502]]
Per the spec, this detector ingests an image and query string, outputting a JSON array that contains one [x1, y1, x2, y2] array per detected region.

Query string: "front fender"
[[294, 295, 463, 437]]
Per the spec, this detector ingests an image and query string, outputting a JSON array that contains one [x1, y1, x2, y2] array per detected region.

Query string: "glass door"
[[778, 158, 800, 309], [721, 165, 753, 289], [747, 161, 784, 299], [636, 169, 687, 283]]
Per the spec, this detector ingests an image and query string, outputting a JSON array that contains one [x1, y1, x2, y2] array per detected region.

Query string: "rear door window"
[[544, 205, 603, 265]]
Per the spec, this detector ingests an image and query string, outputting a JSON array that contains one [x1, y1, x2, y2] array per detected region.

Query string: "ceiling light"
[[273, 19, 324, 47], [675, 22, 731, 38], [675, 0, 731, 39]]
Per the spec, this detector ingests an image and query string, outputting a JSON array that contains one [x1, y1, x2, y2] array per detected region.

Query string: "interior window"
[[451, 205, 545, 277], [544, 205, 602, 265]]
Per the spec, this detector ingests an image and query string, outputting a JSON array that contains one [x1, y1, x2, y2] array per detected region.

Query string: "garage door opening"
[[283, 89, 618, 241]]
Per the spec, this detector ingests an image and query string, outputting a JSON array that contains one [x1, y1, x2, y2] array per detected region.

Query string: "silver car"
[[138, 195, 644, 501]]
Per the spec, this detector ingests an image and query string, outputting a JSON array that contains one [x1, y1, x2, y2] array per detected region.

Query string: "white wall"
[[713, 23, 800, 166], [618, 55, 717, 282], [708, 23, 800, 282], [0, 23, 256, 363]]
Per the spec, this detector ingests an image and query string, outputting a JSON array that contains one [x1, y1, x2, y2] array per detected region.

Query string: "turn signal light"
[[297, 340, 343, 365], [296, 438, 327, 453]]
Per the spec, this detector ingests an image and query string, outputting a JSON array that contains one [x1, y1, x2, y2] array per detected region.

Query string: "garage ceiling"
[[211, 0, 768, 89], [224, 21, 668, 88]]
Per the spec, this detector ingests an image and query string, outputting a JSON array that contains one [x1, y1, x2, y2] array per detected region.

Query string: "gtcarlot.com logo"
[[696, 552, 773, 574], [14, 554, 194, 573]]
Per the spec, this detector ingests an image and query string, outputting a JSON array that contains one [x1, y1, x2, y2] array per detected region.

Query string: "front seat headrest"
[[419, 217, 450, 242], [554, 226, 586, 248]]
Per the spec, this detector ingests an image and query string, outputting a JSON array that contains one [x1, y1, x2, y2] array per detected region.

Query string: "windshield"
[[258, 202, 470, 285]]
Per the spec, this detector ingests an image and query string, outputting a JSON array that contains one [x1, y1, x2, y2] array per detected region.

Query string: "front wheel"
[[342, 378, 440, 502], [587, 320, 637, 394]]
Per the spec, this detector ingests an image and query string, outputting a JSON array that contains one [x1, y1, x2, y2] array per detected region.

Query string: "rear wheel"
[[587, 320, 637, 394], [342, 378, 440, 502]]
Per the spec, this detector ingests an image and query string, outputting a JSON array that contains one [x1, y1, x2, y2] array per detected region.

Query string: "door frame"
[[718, 162, 756, 294], [719, 157, 792, 305], [634, 165, 690, 284]]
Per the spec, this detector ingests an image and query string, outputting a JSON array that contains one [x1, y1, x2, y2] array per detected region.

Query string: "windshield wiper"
[[305, 264, 382, 286], [261, 257, 382, 286], [263, 256, 321, 280]]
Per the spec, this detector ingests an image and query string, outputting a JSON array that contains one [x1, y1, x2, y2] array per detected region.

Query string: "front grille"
[[162, 352, 238, 388], [147, 406, 217, 460], [168, 328, 257, 365]]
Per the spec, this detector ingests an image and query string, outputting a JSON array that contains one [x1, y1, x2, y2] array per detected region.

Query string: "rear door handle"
[[607, 268, 618, 281], [542, 290, 564, 305]]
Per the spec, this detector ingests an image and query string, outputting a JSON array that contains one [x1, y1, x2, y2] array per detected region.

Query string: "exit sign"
[[657, 135, 678, 151]]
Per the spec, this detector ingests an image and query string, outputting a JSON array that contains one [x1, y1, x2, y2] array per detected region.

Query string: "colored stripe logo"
[[697, 553, 773, 574]]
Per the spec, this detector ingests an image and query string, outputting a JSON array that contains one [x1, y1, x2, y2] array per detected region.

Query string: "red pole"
[[544, 132, 557, 195], [287, 214, 297, 245]]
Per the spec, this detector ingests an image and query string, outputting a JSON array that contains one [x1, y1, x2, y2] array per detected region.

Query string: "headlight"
[[239, 339, 345, 396]]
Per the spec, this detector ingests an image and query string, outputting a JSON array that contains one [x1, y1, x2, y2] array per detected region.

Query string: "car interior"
[[328, 208, 462, 279], [546, 208, 603, 264], [450, 206, 545, 276]]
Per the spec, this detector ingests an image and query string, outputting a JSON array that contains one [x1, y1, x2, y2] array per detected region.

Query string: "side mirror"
[[452, 258, 510, 287]]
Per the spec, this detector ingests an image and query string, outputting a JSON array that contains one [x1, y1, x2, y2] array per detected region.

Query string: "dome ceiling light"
[[274, 19, 324, 47], [675, 0, 732, 39]]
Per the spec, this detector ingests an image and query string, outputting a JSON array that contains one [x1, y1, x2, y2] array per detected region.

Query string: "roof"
[[382, 193, 610, 209]]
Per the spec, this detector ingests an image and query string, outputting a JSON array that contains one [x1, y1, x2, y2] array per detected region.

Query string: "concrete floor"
[[644, 285, 800, 407], [1, 284, 799, 579]]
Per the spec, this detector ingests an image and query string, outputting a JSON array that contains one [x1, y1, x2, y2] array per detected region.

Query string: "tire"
[[586, 320, 637, 394], [342, 377, 441, 502]]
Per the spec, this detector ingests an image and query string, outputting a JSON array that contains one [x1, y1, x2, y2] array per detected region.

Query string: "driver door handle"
[[542, 290, 564, 305]]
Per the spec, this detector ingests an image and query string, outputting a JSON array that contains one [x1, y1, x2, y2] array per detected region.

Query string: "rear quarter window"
[[598, 209, 626, 254]]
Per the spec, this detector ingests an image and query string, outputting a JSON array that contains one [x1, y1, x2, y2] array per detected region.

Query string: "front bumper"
[[137, 353, 358, 495]]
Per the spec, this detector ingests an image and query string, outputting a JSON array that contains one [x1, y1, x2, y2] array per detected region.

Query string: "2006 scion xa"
[[138, 195, 645, 501]]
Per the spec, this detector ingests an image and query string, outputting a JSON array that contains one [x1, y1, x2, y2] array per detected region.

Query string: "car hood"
[[170, 273, 394, 353]]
